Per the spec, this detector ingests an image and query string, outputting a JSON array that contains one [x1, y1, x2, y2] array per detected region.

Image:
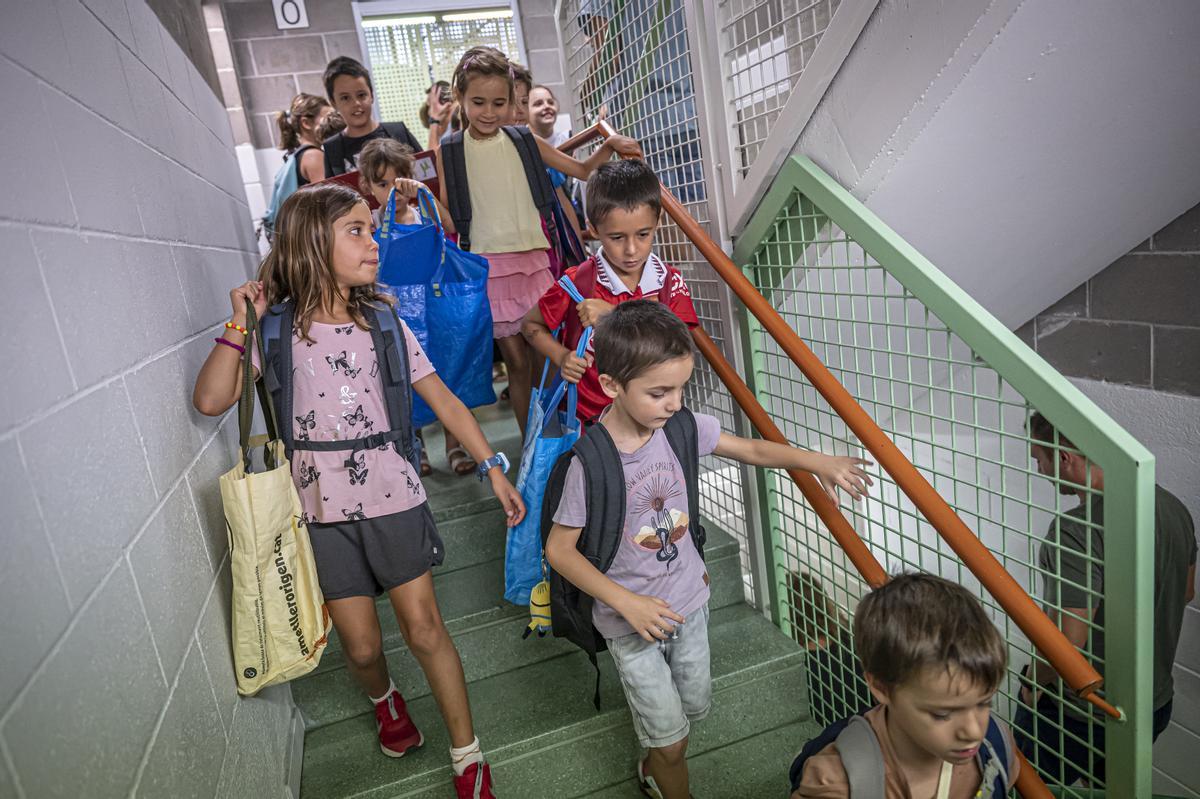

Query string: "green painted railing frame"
[[732, 155, 1156, 797]]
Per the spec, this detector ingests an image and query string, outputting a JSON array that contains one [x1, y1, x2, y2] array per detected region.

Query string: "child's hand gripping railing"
[[558, 121, 1141, 798]]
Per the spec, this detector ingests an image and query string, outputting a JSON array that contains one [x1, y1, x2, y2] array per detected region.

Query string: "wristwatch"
[[477, 452, 510, 481]]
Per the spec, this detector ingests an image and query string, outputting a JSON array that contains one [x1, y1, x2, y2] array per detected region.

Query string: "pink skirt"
[[482, 249, 554, 338]]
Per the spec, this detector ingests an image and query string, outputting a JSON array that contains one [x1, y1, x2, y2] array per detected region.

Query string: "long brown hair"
[[276, 93, 330, 152], [257, 183, 393, 342]]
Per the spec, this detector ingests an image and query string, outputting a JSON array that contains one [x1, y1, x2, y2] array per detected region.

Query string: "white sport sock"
[[369, 679, 397, 705], [450, 736, 483, 776]]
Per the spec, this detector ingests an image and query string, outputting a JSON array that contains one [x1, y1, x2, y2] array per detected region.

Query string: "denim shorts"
[[606, 603, 711, 749]]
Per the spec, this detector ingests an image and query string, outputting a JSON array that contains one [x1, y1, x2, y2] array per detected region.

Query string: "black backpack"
[[323, 121, 420, 177], [539, 407, 708, 708], [440, 125, 556, 252], [788, 712, 1013, 797], [258, 299, 419, 474]]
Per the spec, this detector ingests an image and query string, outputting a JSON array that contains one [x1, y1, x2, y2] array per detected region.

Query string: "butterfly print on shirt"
[[325, 350, 362, 378], [349, 452, 369, 486], [342, 503, 366, 521], [343, 404, 373, 431], [294, 410, 316, 441], [297, 461, 320, 489], [369, 360, 380, 379], [334, 325, 354, 335]]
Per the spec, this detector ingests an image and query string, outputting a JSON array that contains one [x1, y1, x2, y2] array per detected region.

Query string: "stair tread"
[[299, 609, 807, 799]]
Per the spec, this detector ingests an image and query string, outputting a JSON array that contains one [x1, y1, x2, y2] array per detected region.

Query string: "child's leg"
[[326, 596, 391, 698], [645, 737, 690, 799], [387, 571, 474, 747], [496, 333, 532, 439]]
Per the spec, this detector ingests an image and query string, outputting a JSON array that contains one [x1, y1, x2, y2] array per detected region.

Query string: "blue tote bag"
[[504, 277, 592, 606], [377, 187, 496, 428]]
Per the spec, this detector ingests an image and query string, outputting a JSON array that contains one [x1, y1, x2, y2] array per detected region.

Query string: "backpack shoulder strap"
[[664, 407, 706, 559], [382, 121, 420, 152], [572, 423, 626, 573], [837, 715, 887, 797], [260, 301, 295, 456], [323, 133, 346, 177], [369, 304, 418, 470], [506, 125, 555, 221], [976, 716, 1012, 798], [789, 716, 855, 791], [441, 131, 471, 251]]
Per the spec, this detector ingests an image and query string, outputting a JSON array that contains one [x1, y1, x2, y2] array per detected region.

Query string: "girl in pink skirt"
[[436, 46, 641, 445]]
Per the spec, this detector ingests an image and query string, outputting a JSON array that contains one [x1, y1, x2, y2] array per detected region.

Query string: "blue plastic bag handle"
[[531, 273, 592, 435], [377, 185, 446, 285]]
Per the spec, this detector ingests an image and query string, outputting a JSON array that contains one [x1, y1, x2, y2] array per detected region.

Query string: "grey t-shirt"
[[553, 412, 722, 639], [1039, 485, 1196, 712]]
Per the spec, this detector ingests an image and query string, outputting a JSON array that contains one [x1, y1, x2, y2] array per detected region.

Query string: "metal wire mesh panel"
[[744, 187, 1121, 792], [718, 0, 841, 178], [561, 0, 756, 600], [362, 11, 520, 137]]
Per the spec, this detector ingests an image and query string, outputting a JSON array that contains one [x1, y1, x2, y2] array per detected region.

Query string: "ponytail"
[[276, 93, 331, 153]]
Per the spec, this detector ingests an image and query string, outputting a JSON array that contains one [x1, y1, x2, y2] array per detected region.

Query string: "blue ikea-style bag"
[[504, 276, 592, 606], [377, 187, 495, 428]]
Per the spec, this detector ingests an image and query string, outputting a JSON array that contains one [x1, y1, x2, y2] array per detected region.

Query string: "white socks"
[[450, 736, 484, 776], [369, 679, 397, 705]]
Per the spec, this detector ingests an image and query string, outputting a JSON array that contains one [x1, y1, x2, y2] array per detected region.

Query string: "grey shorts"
[[306, 503, 445, 600], [606, 603, 712, 749]]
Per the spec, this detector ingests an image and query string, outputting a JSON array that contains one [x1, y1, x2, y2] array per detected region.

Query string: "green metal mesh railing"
[[733, 156, 1155, 797]]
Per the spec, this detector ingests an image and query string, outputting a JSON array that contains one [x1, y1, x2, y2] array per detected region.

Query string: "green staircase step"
[[580, 719, 819, 798], [296, 546, 751, 731], [299, 607, 805, 799]]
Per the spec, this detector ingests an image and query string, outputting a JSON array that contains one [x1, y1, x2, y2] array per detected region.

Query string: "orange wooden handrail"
[[560, 121, 1120, 722]]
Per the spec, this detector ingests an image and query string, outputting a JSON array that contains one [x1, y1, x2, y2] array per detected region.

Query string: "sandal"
[[446, 446, 477, 477], [415, 432, 433, 477], [500, 385, 510, 401]]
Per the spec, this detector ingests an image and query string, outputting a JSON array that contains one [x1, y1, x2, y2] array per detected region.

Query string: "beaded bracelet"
[[225, 321, 248, 335], [214, 337, 245, 354]]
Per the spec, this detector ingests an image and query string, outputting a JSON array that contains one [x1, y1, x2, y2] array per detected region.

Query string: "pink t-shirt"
[[255, 316, 435, 524]]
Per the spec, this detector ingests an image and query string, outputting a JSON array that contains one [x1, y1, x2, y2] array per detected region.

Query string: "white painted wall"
[[791, 0, 1200, 330]]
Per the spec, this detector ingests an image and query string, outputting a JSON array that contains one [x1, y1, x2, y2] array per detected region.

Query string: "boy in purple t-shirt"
[[546, 301, 874, 799]]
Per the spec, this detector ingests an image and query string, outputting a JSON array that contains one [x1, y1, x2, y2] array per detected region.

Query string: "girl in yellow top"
[[436, 46, 641, 439]]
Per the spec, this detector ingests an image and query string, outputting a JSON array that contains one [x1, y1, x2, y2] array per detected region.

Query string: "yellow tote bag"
[[219, 304, 330, 695]]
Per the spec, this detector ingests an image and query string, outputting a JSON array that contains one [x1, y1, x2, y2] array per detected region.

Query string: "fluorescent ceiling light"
[[362, 15, 436, 27], [442, 9, 513, 21]]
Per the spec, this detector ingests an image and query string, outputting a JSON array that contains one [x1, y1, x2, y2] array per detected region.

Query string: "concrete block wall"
[[516, 0, 570, 114], [0, 1, 297, 796], [1017, 201, 1200, 399], [219, 0, 362, 151]]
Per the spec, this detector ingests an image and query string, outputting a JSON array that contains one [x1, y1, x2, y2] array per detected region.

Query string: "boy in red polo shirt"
[[521, 159, 699, 423]]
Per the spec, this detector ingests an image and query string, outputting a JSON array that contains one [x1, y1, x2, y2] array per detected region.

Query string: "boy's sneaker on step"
[[373, 689, 423, 757], [453, 761, 496, 799]]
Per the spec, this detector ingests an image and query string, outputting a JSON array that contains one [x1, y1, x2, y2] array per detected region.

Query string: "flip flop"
[[446, 446, 477, 477]]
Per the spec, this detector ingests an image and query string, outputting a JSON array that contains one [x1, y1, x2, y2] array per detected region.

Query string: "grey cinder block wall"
[[0, 1, 297, 797]]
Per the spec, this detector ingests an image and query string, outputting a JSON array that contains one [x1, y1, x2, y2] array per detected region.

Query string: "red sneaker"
[[373, 689, 423, 758], [453, 761, 496, 799]]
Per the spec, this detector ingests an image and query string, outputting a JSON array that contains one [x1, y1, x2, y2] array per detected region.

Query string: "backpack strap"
[[663, 407, 707, 560], [505, 125, 555, 221], [441, 131, 472, 251], [382, 121, 420, 152], [368, 304, 418, 471], [837, 715, 887, 797], [323, 132, 346, 177], [260, 301, 296, 458], [976, 716, 1012, 798]]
